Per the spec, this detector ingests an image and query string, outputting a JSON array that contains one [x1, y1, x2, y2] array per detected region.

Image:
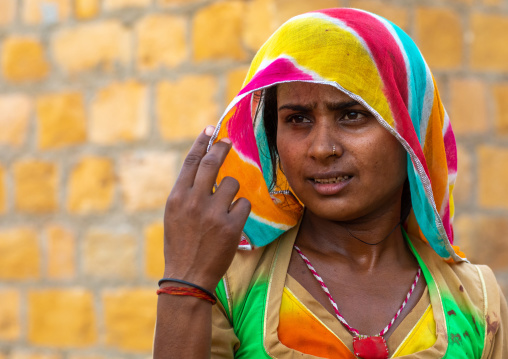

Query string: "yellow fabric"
[[392, 305, 437, 357]]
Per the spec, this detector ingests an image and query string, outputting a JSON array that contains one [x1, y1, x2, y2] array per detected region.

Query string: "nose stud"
[[332, 145, 336, 156]]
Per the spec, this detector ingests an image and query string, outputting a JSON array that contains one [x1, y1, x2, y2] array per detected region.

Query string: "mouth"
[[313, 175, 352, 184], [308, 172, 353, 195]]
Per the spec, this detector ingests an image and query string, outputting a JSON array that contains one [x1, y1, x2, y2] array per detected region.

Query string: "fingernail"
[[205, 126, 215, 136], [221, 137, 232, 145]]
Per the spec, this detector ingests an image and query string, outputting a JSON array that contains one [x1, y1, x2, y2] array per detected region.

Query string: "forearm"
[[153, 294, 213, 359]]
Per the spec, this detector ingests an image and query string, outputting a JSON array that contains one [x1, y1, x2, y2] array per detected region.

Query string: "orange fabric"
[[278, 287, 356, 358]]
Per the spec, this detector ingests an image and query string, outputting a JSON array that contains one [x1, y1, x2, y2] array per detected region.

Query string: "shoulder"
[[410, 235, 504, 324]]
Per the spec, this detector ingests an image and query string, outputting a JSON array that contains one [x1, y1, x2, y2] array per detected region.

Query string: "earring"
[[332, 145, 336, 156]]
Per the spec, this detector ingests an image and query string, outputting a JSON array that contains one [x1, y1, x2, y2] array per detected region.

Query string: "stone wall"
[[0, 0, 507, 357]]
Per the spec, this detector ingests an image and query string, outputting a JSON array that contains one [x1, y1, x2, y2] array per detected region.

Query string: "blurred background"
[[0, 0, 507, 358]]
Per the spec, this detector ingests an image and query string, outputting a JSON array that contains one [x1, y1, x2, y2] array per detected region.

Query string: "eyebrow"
[[278, 100, 361, 112]]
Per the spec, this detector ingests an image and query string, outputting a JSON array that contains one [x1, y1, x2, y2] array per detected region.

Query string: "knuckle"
[[200, 154, 220, 168], [166, 191, 182, 208], [183, 153, 201, 167], [187, 197, 202, 213]]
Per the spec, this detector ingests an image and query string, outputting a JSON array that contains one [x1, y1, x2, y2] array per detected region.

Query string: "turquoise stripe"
[[390, 21, 429, 144], [254, 113, 274, 188], [244, 216, 286, 247], [407, 159, 449, 258]]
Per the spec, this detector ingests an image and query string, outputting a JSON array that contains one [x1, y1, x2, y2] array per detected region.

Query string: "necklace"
[[293, 245, 421, 359]]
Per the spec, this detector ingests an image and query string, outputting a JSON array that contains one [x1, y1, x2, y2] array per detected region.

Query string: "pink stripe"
[[443, 123, 457, 173], [227, 97, 261, 167], [238, 58, 315, 97]]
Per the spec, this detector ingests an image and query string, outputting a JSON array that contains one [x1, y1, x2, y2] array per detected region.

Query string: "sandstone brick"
[[29, 289, 96, 347], [90, 81, 148, 144], [1, 36, 50, 82], [471, 14, 508, 71], [75, 0, 99, 19], [103, 288, 156, 351], [9, 352, 62, 359], [68, 356, 121, 359], [0, 94, 32, 147], [0, 228, 40, 279], [157, 75, 219, 140], [272, 0, 340, 27], [0, 0, 15, 26], [118, 152, 179, 211], [52, 21, 130, 74], [192, 1, 247, 61], [449, 78, 488, 135], [478, 146, 508, 209], [243, 0, 276, 51], [83, 229, 137, 280], [45, 225, 75, 279], [349, 0, 409, 30], [67, 157, 115, 213], [136, 15, 187, 71], [454, 216, 508, 270], [0, 289, 20, 340], [145, 222, 164, 278], [104, 0, 151, 10], [493, 83, 508, 134], [36, 92, 87, 149], [22, 0, 70, 24], [448, 0, 474, 4], [158, 0, 204, 5], [483, 0, 501, 5], [14, 160, 58, 213], [416, 8, 463, 69], [226, 67, 249, 104], [454, 145, 472, 206], [0, 165, 4, 214]]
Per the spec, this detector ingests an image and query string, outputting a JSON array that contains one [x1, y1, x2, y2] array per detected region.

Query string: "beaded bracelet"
[[156, 286, 217, 305], [158, 278, 217, 304]]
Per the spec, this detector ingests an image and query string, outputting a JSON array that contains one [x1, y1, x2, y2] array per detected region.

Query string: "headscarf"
[[210, 8, 464, 262]]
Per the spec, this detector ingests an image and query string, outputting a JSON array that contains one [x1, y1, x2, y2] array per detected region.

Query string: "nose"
[[307, 120, 342, 160]]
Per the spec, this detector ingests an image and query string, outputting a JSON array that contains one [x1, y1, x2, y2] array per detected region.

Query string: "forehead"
[[276, 82, 354, 104]]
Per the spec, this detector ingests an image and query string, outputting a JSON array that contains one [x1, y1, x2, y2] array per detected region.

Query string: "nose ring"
[[332, 145, 336, 156]]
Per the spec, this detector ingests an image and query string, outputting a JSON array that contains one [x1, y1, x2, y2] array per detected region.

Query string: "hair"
[[261, 86, 279, 190], [260, 85, 412, 222]]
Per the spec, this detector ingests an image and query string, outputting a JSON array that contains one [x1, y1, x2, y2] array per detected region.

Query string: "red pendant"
[[353, 336, 389, 359]]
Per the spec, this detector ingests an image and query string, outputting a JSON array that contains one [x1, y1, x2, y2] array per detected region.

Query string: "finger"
[[228, 197, 251, 227], [174, 126, 215, 190], [213, 176, 240, 210], [192, 138, 232, 195]]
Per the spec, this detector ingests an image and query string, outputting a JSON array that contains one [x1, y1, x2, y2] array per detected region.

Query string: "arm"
[[153, 126, 250, 359]]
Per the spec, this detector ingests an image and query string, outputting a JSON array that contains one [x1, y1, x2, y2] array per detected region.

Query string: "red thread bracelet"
[[156, 286, 217, 305]]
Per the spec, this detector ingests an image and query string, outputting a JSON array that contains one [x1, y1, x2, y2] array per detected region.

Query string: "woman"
[[154, 8, 507, 358]]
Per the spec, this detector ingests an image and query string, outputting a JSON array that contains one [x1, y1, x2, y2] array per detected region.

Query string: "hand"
[[162, 126, 251, 292]]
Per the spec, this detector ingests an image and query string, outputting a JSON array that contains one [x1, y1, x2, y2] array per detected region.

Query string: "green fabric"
[[406, 232, 485, 358]]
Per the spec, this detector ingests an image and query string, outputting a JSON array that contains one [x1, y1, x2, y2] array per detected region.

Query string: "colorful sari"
[[209, 8, 507, 358]]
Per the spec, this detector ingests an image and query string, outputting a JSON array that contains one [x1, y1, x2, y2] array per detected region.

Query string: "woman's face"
[[276, 82, 407, 222]]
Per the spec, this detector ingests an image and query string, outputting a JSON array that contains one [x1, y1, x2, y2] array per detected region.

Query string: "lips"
[[308, 171, 353, 195], [313, 175, 351, 184]]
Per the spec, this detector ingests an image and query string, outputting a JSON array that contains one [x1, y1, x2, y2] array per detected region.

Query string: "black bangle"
[[158, 278, 217, 302]]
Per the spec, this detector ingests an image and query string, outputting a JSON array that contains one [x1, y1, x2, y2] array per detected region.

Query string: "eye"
[[287, 114, 311, 124], [343, 111, 366, 121]]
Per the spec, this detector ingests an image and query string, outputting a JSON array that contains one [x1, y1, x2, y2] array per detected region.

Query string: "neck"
[[296, 210, 413, 272]]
